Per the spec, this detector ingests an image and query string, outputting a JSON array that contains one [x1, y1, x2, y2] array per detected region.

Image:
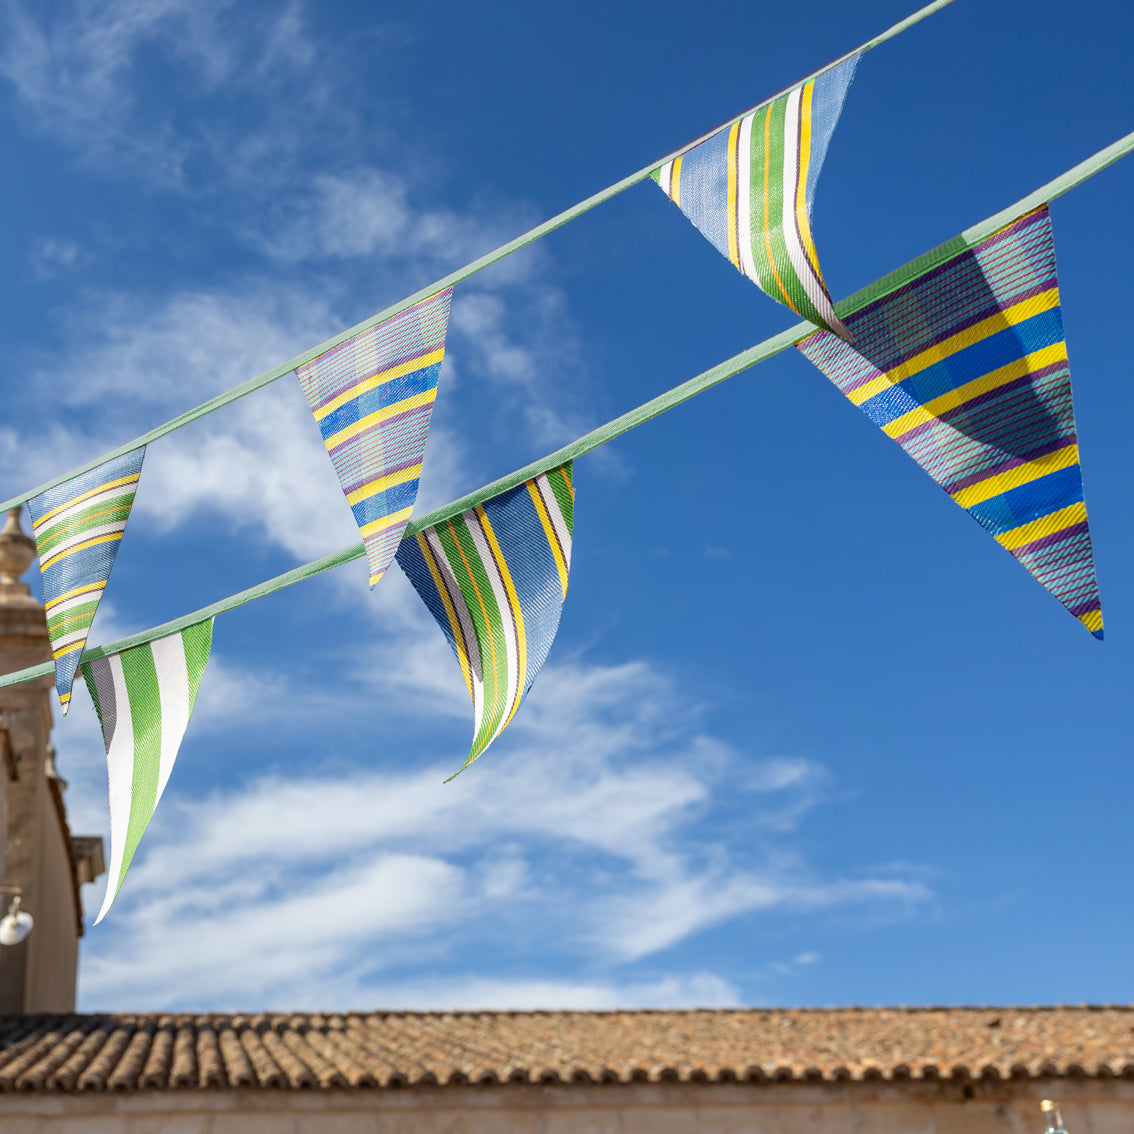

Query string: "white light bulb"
[[0, 910, 32, 946]]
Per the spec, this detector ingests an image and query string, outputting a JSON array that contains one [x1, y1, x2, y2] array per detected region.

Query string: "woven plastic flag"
[[652, 56, 858, 339], [296, 289, 453, 588], [396, 463, 574, 774], [26, 448, 146, 715], [82, 619, 213, 923], [797, 207, 1102, 638]]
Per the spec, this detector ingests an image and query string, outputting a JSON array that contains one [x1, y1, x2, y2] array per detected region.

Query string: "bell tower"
[[0, 507, 105, 1014]]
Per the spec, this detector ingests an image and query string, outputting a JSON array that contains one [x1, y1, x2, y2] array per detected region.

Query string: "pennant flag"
[[296, 289, 454, 588], [652, 56, 858, 339], [27, 448, 146, 714], [82, 620, 213, 923], [396, 463, 574, 774], [797, 206, 1102, 638]]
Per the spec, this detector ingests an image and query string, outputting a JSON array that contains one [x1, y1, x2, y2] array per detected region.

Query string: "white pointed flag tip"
[[82, 619, 213, 924]]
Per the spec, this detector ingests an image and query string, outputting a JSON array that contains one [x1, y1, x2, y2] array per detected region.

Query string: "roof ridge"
[[62, 1004, 1134, 1021]]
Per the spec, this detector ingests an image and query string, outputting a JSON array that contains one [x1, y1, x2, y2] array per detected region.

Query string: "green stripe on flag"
[[448, 515, 509, 749], [34, 495, 136, 555], [764, 96, 811, 320], [47, 600, 100, 635], [745, 110, 779, 301], [182, 621, 213, 714], [548, 466, 574, 533], [119, 644, 163, 887]]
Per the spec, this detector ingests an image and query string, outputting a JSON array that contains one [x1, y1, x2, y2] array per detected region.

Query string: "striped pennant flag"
[[797, 207, 1103, 639], [653, 56, 859, 340], [27, 448, 146, 714], [395, 463, 574, 775], [296, 289, 453, 588], [82, 620, 213, 923]]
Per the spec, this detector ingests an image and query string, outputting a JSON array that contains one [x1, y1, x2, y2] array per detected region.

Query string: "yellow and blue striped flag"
[[798, 207, 1103, 638], [296, 289, 453, 588]]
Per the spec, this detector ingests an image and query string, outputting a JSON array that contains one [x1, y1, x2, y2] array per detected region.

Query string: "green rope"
[[0, 0, 956, 517], [0, 126, 1130, 693]]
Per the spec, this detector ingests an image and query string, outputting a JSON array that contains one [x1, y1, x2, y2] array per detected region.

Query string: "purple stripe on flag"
[[890, 361, 1070, 447], [1008, 520, 1090, 560], [1068, 597, 1103, 617], [944, 437, 1077, 497], [342, 454, 426, 498], [846, 278, 1060, 358], [303, 296, 441, 368], [327, 403, 431, 458], [307, 347, 439, 413]]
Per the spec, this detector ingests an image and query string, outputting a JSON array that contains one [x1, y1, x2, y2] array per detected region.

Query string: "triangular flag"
[[797, 207, 1103, 638], [652, 56, 859, 339], [82, 619, 213, 923], [27, 448, 146, 714], [396, 463, 574, 775], [296, 289, 453, 588]]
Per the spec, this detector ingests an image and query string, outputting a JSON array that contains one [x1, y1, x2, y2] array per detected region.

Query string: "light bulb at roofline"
[[0, 896, 32, 946]]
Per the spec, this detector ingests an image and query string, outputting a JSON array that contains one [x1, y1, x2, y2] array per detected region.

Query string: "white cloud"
[[74, 650, 933, 1011], [242, 168, 530, 271], [27, 236, 91, 278], [272, 972, 743, 1014], [0, 0, 326, 187], [82, 853, 466, 1008], [0, 0, 935, 1019]]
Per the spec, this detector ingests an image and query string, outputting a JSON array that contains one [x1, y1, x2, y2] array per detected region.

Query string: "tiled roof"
[[0, 1006, 1131, 1092]]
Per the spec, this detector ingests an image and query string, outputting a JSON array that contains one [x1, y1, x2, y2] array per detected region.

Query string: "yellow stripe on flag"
[[726, 122, 740, 268], [345, 463, 422, 506], [323, 388, 437, 451], [313, 348, 445, 422], [359, 506, 414, 540], [527, 481, 569, 598], [995, 501, 1088, 552], [45, 580, 106, 610], [32, 473, 140, 529], [951, 445, 1080, 509], [849, 288, 1061, 408], [39, 531, 124, 572], [882, 343, 1068, 440], [417, 534, 474, 700], [476, 507, 527, 729]]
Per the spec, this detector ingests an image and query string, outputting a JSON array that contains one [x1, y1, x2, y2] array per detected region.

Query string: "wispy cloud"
[[75, 650, 932, 1011], [0, 0, 331, 190], [27, 236, 92, 279]]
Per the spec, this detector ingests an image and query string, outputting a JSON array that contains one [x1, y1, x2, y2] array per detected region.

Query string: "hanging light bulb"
[[1041, 1100, 1069, 1134], [0, 895, 32, 946]]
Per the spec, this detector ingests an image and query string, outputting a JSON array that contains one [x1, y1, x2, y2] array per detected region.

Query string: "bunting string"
[[0, 0, 956, 518], [0, 129, 1131, 694]]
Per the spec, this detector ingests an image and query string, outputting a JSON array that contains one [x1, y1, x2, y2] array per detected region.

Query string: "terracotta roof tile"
[[0, 1007, 1133, 1092]]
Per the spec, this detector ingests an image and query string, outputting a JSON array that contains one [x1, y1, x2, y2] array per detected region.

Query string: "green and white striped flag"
[[82, 620, 213, 924]]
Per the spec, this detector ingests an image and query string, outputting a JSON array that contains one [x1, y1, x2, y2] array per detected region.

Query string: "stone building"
[[0, 510, 1128, 1132], [0, 507, 105, 1016]]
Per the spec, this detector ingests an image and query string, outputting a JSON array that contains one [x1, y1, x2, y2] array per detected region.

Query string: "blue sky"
[[0, 0, 1132, 1012]]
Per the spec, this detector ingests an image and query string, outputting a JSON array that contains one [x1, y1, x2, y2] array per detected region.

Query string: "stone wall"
[[0, 507, 84, 1013], [0, 1079, 1128, 1133]]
